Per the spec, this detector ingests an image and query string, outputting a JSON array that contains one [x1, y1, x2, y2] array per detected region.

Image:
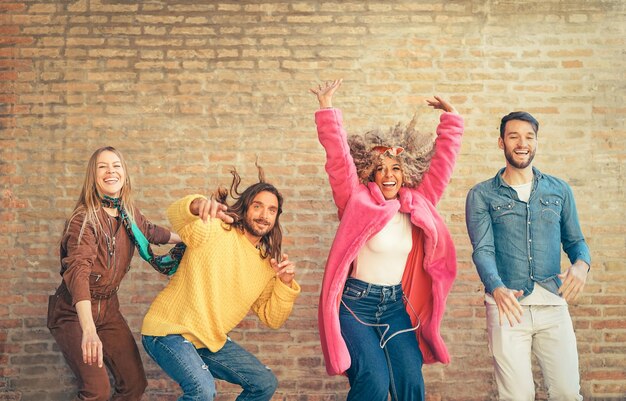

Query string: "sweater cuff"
[[276, 278, 301, 299], [167, 194, 205, 233]]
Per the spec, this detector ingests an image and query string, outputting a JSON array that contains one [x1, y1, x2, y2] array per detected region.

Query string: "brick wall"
[[1, 1, 625, 400]]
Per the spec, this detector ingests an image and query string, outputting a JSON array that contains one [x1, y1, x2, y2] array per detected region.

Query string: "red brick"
[[1, 2, 624, 400]]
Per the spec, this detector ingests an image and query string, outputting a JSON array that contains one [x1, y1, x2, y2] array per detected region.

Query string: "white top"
[[351, 212, 412, 286], [511, 181, 532, 203], [485, 180, 566, 306], [486, 284, 567, 306]]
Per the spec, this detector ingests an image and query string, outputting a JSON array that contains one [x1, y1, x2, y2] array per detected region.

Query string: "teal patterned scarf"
[[101, 195, 185, 276]]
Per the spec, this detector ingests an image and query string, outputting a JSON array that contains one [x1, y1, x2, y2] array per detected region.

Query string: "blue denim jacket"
[[465, 167, 591, 297]]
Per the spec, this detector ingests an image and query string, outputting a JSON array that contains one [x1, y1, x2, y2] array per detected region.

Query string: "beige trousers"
[[486, 304, 583, 401]]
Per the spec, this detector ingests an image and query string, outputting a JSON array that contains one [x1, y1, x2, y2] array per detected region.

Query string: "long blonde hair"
[[65, 146, 135, 243]]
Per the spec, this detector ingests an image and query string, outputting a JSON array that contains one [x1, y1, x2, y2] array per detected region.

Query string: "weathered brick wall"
[[1, 1, 624, 400]]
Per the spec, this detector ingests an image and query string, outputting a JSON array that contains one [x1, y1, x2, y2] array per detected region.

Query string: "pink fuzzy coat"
[[316, 108, 464, 376]]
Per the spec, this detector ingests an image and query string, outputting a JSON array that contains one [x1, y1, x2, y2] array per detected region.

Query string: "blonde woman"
[[47, 146, 181, 400]]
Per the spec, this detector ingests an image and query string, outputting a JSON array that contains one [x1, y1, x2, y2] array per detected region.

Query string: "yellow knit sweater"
[[141, 195, 301, 351]]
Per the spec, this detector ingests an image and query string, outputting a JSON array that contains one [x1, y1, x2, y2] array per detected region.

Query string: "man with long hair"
[[141, 167, 300, 400]]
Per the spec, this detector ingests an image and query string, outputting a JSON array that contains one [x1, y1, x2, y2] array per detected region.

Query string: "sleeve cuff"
[[71, 289, 91, 306], [167, 194, 206, 233], [276, 279, 301, 299], [485, 277, 505, 296]]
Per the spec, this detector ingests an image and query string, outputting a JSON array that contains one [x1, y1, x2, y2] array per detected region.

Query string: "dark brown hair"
[[215, 165, 284, 261], [500, 111, 539, 138]]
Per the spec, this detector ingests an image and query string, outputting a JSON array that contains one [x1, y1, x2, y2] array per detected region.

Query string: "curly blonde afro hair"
[[347, 115, 436, 188]]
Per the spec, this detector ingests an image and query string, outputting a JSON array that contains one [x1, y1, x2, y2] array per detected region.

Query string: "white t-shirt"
[[511, 181, 532, 203], [351, 212, 412, 286]]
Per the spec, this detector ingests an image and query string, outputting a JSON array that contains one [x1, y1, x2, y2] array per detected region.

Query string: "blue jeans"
[[142, 334, 277, 401], [339, 277, 425, 401]]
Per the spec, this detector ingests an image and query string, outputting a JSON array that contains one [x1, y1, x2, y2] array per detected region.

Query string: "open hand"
[[558, 260, 589, 302], [309, 79, 343, 109], [426, 95, 457, 114], [82, 328, 103, 368], [492, 287, 524, 327], [270, 253, 295, 286]]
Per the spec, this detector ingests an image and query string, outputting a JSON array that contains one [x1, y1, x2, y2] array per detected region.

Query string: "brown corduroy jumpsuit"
[[47, 207, 170, 401]]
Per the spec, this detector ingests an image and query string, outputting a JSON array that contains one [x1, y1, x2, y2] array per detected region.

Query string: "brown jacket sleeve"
[[133, 207, 172, 245], [60, 212, 97, 305]]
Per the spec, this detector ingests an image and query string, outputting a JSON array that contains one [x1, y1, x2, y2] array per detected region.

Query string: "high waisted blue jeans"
[[339, 277, 425, 401]]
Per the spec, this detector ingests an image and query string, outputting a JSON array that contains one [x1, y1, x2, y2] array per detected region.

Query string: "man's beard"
[[504, 146, 536, 169], [243, 215, 273, 238]]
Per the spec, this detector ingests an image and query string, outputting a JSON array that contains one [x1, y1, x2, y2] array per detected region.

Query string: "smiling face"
[[373, 156, 404, 200], [499, 119, 538, 170], [95, 150, 125, 198], [242, 190, 279, 243]]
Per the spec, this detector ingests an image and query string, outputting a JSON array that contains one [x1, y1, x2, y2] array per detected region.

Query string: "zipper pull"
[[106, 234, 113, 257]]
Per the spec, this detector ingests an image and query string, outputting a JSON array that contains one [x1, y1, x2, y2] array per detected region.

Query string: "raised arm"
[[310, 79, 360, 214], [166, 195, 233, 248], [310, 78, 342, 109], [415, 96, 464, 205]]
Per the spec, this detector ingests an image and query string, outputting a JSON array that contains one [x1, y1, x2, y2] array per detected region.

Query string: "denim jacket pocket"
[[539, 197, 562, 223], [342, 284, 367, 301], [490, 200, 517, 224]]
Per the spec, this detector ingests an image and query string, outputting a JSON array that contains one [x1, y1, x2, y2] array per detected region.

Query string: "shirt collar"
[[494, 166, 543, 189]]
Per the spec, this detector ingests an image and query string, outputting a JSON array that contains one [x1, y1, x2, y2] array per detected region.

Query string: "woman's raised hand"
[[309, 79, 343, 109], [426, 95, 457, 114]]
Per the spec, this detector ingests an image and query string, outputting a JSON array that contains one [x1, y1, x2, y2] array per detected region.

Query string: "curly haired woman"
[[310, 79, 464, 401]]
